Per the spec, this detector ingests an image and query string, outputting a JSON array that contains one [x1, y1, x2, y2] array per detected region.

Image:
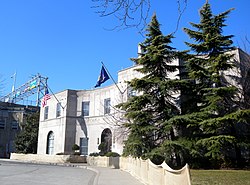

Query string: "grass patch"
[[190, 169, 250, 185]]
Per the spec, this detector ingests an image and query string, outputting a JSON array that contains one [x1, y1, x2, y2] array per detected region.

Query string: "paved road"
[[0, 161, 96, 185], [0, 160, 144, 185]]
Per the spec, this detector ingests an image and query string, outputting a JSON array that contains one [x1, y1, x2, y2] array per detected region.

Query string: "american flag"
[[42, 88, 51, 107]]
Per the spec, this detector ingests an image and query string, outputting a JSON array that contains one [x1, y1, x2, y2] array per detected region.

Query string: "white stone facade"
[[37, 65, 147, 155], [37, 48, 249, 156]]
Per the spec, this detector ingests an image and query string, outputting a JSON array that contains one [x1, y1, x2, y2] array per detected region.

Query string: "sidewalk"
[[86, 166, 144, 185], [70, 163, 144, 185]]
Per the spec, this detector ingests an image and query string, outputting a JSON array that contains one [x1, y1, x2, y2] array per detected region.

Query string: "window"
[[80, 137, 88, 156], [127, 86, 136, 98], [56, 103, 61, 117], [104, 98, 111, 114], [46, 131, 54, 155], [44, 106, 49, 120], [82, 101, 90, 116], [0, 121, 5, 129], [12, 121, 18, 130]]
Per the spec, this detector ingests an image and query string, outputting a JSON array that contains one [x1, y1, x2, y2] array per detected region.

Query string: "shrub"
[[150, 154, 165, 165], [98, 142, 107, 155], [89, 152, 100, 157], [56, 152, 66, 155], [72, 144, 80, 151], [105, 152, 120, 157]]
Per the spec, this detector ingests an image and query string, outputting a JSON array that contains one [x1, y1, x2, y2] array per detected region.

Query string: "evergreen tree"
[[118, 14, 181, 163], [14, 111, 40, 154], [169, 1, 250, 168]]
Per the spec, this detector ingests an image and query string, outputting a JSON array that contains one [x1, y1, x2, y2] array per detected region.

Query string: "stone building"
[[37, 48, 250, 156], [37, 65, 147, 155], [0, 102, 39, 158], [36, 58, 180, 156]]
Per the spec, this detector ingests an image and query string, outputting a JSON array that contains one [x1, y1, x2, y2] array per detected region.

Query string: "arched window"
[[46, 131, 54, 155]]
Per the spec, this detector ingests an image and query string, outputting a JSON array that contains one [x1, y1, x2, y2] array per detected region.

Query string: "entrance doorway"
[[99, 128, 112, 155]]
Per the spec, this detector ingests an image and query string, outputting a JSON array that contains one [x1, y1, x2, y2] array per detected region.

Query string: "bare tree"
[[242, 36, 250, 54], [91, 0, 188, 32]]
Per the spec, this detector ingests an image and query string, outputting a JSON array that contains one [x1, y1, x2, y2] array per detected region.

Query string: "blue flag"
[[95, 66, 110, 87]]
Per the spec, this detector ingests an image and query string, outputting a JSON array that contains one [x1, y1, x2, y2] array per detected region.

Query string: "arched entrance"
[[99, 128, 112, 155], [46, 131, 54, 155]]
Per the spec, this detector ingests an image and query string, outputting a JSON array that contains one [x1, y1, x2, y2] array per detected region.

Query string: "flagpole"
[[40, 80, 65, 110], [47, 85, 66, 110], [101, 62, 125, 94]]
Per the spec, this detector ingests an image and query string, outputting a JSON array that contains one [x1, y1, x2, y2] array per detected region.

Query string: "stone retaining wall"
[[87, 156, 191, 185], [10, 153, 191, 185], [10, 153, 86, 163], [87, 156, 120, 168]]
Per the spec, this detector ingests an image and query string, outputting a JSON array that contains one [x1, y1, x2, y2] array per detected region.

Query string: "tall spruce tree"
[[118, 14, 181, 163], [168, 1, 250, 168]]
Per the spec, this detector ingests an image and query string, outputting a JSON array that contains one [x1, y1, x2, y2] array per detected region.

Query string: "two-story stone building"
[[37, 48, 250, 156], [37, 65, 147, 155]]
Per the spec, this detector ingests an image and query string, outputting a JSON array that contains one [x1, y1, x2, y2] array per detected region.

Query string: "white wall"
[[37, 64, 181, 155], [37, 90, 68, 154]]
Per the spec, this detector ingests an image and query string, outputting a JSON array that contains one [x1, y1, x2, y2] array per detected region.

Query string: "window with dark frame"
[[11, 121, 18, 130], [80, 137, 88, 156], [44, 106, 49, 120], [127, 85, 136, 98], [82, 101, 90, 116], [56, 103, 61, 117], [104, 98, 111, 114]]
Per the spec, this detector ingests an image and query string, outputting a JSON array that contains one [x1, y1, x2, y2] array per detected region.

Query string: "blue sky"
[[0, 0, 249, 102]]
